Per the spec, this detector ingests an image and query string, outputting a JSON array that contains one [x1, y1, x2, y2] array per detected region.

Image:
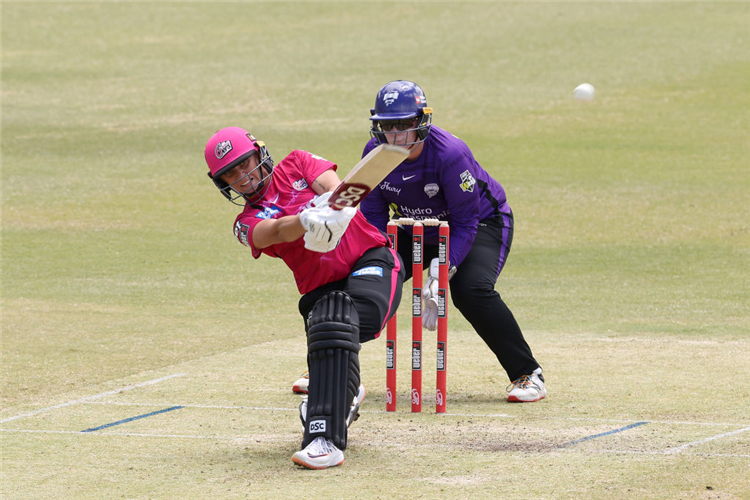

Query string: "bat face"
[[329, 145, 409, 210]]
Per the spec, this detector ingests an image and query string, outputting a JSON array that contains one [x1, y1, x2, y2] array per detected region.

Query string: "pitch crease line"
[[665, 425, 750, 454], [0, 373, 186, 424]]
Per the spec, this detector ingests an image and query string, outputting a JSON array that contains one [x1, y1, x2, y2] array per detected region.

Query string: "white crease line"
[[665, 425, 750, 454], [81, 401, 299, 411], [77, 402, 748, 427], [0, 428, 239, 440], [0, 374, 187, 424], [80, 402, 515, 418], [8, 396, 748, 431], [3, 428, 750, 458], [564, 447, 750, 458]]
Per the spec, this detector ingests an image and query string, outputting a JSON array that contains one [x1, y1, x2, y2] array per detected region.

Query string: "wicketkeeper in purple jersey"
[[359, 80, 547, 403]]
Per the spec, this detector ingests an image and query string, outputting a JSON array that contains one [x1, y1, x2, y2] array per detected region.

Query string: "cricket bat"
[[329, 144, 410, 210]]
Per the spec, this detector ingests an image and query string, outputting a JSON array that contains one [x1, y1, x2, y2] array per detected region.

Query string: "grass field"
[[2, 2, 749, 499]]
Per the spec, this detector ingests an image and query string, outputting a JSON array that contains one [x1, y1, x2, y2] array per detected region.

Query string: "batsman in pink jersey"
[[204, 127, 404, 470]]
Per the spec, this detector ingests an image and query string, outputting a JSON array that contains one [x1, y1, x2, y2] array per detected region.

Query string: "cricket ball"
[[573, 83, 596, 102]]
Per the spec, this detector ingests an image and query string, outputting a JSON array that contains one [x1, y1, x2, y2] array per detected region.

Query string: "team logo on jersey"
[[353, 266, 383, 277], [292, 178, 309, 191], [424, 183, 439, 198], [383, 91, 399, 106], [255, 204, 282, 220], [459, 170, 476, 193], [234, 220, 251, 247], [215, 140, 233, 159]]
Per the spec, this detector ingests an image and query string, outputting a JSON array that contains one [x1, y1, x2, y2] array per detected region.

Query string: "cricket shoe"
[[506, 367, 547, 402], [299, 384, 366, 428], [292, 371, 309, 394], [292, 436, 344, 470]]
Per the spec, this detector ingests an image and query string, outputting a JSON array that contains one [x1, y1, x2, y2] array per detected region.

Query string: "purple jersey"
[[360, 126, 511, 267]]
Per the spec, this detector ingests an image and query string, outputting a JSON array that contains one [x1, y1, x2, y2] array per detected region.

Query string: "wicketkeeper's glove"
[[422, 258, 441, 331]]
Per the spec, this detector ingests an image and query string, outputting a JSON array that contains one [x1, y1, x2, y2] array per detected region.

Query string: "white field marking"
[[664, 425, 750, 454], [3, 428, 750, 458], [79, 401, 515, 419], [0, 428, 238, 440], [75, 402, 750, 427], [593, 337, 747, 346], [0, 373, 186, 424], [81, 401, 299, 412], [562, 447, 750, 459]]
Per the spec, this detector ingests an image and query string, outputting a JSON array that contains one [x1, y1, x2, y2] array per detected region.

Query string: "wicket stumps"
[[385, 218, 449, 413]]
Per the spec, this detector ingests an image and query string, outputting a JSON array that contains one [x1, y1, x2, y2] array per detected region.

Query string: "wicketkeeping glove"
[[422, 258, 440, 331], [299, 204, 357, 253]]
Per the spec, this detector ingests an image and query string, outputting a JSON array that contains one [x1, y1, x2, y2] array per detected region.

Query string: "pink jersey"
[[232, 149, 388, 294]]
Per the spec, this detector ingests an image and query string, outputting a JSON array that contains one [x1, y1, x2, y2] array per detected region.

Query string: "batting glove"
[[311, 191, 332, 208], [303, 231, 341, 253], [299, 205, 357, 253]]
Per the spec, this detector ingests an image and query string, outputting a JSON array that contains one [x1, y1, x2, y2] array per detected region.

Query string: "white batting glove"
[[303, 231, 341, 253], [422, 258, 440, 331], [312, 191, 332, 208], [299, 205, 357, 252]]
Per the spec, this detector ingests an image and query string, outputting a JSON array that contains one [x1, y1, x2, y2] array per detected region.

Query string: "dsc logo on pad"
[[309, 420, 326, 433]]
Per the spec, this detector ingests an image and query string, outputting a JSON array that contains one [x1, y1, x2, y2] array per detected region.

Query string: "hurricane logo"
[[215, 140, 232, 159], [436, 389, 444, 407], [386, 388, 393, 405], [383, 91, 399, 106], [424, 183, 439, 198], [411, 388, 420, 406]]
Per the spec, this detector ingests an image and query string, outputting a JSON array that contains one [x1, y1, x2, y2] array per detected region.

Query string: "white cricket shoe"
[[299, 384, 366, 428], [292, 371, 309, 394], [347, 384, 366, 427], [507, 367, 547, 402], [292, 436, 344, 470]]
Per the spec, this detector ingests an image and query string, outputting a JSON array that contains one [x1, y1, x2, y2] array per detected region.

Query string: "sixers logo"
[[234, 220, 251, 247], [215, 140, 232, 159]]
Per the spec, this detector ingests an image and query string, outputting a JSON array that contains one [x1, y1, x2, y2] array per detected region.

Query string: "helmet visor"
[[374, 118, 418, 132]]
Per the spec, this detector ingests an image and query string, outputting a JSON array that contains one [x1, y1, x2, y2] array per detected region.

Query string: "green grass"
[[2, 2, 749, 499]]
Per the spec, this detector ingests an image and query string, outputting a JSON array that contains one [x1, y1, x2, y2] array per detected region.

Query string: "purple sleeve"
[[359, 141, 390, 232], [439, 150, 482, 268]]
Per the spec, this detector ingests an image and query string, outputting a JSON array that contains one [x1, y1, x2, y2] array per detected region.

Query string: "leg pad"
[[303, 292, 360, 450]]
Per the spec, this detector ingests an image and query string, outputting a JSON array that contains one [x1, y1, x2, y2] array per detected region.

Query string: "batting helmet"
[[370, 80, 433, 146], [204, 127, 274, 205]]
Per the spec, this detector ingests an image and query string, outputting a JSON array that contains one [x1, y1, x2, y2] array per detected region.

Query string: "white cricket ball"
[[573, 83, 596, 102]]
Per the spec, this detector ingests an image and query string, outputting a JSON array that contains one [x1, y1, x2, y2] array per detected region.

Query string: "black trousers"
[[395, 214, 540, 382], [299, 246, 405, 343]]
